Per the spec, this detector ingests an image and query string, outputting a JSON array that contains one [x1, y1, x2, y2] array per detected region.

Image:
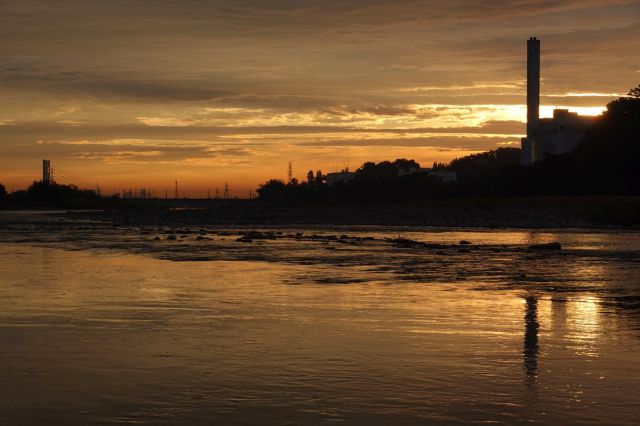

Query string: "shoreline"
[[29, 195, 639, 230]]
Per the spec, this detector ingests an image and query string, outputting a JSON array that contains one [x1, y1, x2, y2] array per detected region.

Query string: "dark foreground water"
[[0, 213, 639, 424]]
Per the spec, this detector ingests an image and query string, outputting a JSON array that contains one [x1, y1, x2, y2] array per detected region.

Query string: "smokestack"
[[526, 37, 540, 137]]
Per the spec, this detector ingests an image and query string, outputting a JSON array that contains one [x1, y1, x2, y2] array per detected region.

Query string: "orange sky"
[[1, 1, 638, 197]]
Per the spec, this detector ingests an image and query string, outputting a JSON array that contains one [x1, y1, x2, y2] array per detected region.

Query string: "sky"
[[1, 0, 639, 196]]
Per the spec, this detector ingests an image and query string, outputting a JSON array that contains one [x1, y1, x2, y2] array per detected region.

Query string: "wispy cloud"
[[0, 0, 637, 191]]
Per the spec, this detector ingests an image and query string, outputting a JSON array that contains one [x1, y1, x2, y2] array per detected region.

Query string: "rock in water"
[[528, 242, 561, 251]]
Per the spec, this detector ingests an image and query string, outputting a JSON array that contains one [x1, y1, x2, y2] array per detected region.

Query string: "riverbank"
[[48, 196, 640, 229]]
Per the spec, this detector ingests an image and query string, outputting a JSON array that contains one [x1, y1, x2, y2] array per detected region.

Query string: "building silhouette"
[[521, 37, 596, 165], [326, 170, 355, 186]]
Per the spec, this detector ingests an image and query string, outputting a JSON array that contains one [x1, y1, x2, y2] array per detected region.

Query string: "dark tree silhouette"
[[0, 183, 7, 207], [256, 179, 287, 201], [446, 147, 520, 180], [356, 159, 420, 181], [18, 181, 101, 208], [571, 86, 640, 193]]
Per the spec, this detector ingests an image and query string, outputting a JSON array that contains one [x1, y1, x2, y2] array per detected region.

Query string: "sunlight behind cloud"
[[540, 106, 606, 117]]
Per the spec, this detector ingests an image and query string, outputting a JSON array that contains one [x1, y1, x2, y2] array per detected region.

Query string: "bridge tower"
[[42, 159, 52, 184]]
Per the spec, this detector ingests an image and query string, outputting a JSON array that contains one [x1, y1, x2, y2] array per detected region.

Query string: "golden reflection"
[[565, 296, 601, 357], [523, 294, 539, 389], [536, 297, 553, 329], [550, 296, 568, 339]]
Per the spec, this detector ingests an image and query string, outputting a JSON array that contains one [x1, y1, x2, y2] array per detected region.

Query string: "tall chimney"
[[526, 37, 540, 137]]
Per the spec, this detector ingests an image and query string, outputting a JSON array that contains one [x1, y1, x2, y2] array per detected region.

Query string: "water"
[[1, 213, 639, 424]]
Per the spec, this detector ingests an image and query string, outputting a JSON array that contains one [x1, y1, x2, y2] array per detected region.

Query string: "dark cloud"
[[294, 136, 516, 150], [0, 120, 524, 143], [3, 1, 634, 36], [0, 69, 231, 102], [3, 139, 256, 164]]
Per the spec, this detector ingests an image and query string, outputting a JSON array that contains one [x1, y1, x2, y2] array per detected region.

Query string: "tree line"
[[0, 181, 139, 209], [256, 85, 640, 203], [1, 85, 638, 209]]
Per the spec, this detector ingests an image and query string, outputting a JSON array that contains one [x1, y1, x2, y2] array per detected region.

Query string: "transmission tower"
[[174, 180, 178, 199], [223, 182, 230, 199], [288, 161, 293, 183]]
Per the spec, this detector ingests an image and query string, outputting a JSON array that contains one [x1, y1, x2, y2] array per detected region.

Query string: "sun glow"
[[540, 106, 606, 118]]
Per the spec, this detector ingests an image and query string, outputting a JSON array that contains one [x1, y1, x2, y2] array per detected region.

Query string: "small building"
[[326, 171, 356, 186], [418, 168, 457, 182], [397, 166, 420, 177]]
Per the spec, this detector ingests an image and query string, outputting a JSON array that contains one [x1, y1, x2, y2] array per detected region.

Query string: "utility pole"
[[174, 180, 178, 199]]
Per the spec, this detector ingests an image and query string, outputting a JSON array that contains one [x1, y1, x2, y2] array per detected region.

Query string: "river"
[[0, 213, 639, 424]]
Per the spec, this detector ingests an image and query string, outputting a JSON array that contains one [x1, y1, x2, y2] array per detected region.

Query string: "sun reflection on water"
[[566, 296, 601, 358]]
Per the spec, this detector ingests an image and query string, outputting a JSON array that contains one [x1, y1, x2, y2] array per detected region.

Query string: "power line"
[[0, 164, 41, 189], [52, 169, 93, 189], [53, 166, 95, 189], [54, 171, 94, 188]]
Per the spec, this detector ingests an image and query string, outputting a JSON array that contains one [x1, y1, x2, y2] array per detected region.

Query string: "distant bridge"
[[0, 160, 241, 200], [1, 159, 96, 193]]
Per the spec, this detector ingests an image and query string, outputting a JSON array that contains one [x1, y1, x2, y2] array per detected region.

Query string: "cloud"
[[0, 120, 524, 142], [4, 138, 257, 165], [0, 0, 637, 188], [0, 69, 232, 102], [294, 136, 516, 150]]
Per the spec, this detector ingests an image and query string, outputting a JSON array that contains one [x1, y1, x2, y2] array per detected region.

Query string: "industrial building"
[[520, 37, 596, 165]]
